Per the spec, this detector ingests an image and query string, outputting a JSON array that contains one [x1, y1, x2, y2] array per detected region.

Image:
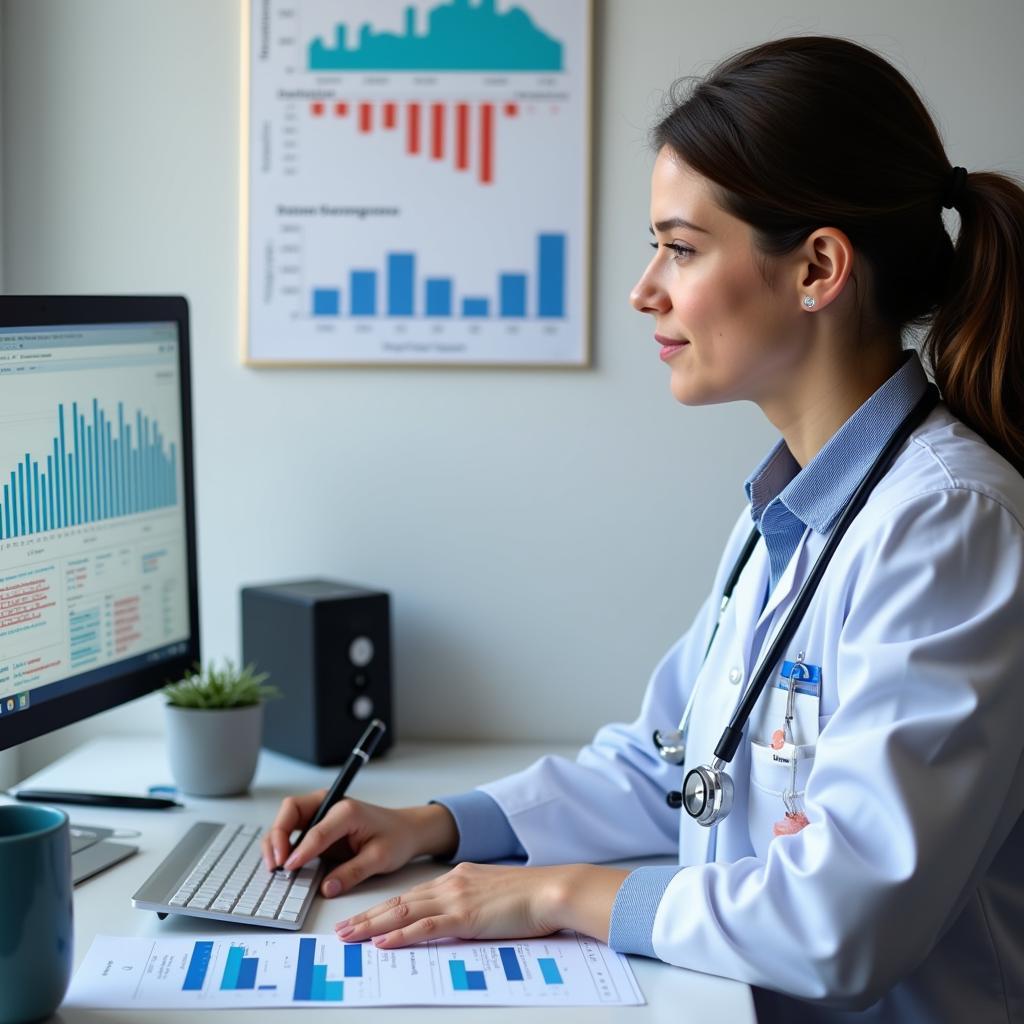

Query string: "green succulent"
[[161, 659, 279, 709]]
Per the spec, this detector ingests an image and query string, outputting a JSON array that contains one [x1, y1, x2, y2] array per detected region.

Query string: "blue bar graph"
[[538, 233, 566, 317], [387, 253, 415, 315], [182, 941, 213, 991], [305, 233, 568, 323], [351, 270, 377, 315], [313, 288, 340, 316], [218, 947, 260, 991], [498, 947, 523, 981], [0, 400, 178, 542], [344, 944, 362, 977], [499, 274, 527, 317], [311, 964, 327, 1001], [425, 277, 453, 316], [449, 960, 487, 991], [237, 958, 258, 990], [539, 957, 563, 984], [293, 938, 344, 1002], [220, 946, 244, 990], [294, 938, 315, 1000]]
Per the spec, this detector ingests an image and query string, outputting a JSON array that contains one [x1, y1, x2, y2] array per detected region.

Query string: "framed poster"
[[241, 0, 593, 367]]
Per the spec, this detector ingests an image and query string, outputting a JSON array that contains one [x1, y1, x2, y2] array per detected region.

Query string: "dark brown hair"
[[654, 36, 1024, 473]]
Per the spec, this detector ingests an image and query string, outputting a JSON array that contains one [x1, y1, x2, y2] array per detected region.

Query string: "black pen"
[[278, 718, 387, 875], [14, 789, 183, 810]]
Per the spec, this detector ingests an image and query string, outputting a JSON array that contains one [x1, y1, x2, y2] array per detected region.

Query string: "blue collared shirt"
[[747, 351, 928, 591], [435, 351, 930, 957]]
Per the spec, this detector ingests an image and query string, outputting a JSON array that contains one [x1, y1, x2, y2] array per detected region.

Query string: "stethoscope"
[[654, 384, 940, 828]]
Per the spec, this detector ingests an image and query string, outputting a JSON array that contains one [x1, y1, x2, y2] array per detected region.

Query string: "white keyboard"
[[132, 821, 322, 930]]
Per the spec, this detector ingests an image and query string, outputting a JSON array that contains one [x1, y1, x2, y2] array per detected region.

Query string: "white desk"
[[13, 736, 755, 1023]]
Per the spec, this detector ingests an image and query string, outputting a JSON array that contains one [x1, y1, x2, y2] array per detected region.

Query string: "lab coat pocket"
[[747, 739, 816, 859]]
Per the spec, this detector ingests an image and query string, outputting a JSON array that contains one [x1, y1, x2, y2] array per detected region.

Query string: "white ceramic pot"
[[164, 703, 264, 797]]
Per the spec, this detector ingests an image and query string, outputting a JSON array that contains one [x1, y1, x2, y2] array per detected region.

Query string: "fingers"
[[368, 914, 464, 949], [260, 791, 325, 870], [334, 895, 457, 947], [336, 879, 439, 923], [318, 838, 392, 897]]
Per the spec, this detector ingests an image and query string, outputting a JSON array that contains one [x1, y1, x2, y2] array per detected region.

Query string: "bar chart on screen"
[[0, 400, 178, 543], [66, 932, 644, 1008], [0, 335, 191, 702], [246, 0, 591, 365]]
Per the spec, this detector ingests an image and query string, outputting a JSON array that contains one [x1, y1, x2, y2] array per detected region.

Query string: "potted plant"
[[161, 660, 279, 797]]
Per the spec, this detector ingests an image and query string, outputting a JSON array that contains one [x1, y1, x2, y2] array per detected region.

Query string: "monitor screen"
[[0, 296, 200, 751]]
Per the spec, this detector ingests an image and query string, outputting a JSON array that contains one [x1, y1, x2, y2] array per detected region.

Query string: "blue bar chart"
[[308, 232, 566, 322], [292, 937, 364, 1002], [0, 400, 178, 542], [539, 957, 564, 984], [447, 947, 565, 992], [449, 959, 487, 991], [182, 942, 213, 991], [70, 932, 643, 1007], [499, 946, 523, 981]]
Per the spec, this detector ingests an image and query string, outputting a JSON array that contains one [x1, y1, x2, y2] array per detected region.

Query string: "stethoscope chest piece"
[[653, 728, 687, 766], [682, 761, 734, 826]]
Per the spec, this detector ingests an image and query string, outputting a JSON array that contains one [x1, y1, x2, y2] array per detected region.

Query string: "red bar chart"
[[308, 98, 526, 186]]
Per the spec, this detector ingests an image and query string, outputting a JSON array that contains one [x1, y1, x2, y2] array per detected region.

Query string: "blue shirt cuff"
[[608, 865, 682, 958], [431, 790, 527, 864]]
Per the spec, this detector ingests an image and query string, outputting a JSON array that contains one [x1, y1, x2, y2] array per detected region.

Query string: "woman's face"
[[631, 148, 808, 408]]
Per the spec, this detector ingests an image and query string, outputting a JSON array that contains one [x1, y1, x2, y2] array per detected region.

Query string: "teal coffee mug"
[[0, 805, 73, 1023]]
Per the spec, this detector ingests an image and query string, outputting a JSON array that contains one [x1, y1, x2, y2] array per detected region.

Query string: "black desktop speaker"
[[240, 579, 392, 765]]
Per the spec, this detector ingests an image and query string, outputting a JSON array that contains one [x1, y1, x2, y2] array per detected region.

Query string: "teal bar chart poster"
[[243, 0, 592, 366], [66, 932, 644, 1008]]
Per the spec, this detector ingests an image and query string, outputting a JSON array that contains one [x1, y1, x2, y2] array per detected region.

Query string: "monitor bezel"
[[0, 295, 201, 751]]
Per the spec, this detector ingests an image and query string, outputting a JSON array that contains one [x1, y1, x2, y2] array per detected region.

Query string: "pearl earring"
[[802, 296, 816, 309]]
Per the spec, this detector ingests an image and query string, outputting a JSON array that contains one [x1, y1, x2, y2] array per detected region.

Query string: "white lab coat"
[[480, 406, 1024, 1023]]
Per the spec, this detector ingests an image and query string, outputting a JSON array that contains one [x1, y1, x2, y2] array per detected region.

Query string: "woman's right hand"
[[259, 794, 459, 898]]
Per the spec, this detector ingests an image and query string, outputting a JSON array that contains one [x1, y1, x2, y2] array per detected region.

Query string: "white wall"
[[3, 0, 1023, 777]]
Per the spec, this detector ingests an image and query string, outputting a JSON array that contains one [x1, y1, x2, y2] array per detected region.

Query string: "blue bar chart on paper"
[[247, 0, 591, 365], [0, 400, 177, 542], [67, 932, 644, 1008]]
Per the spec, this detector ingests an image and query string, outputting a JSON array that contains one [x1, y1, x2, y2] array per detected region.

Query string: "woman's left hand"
[[333, 862, 630, 948]]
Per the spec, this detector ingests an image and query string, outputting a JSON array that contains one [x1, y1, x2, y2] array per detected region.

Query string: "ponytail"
[[924, 173, 1024, 475]]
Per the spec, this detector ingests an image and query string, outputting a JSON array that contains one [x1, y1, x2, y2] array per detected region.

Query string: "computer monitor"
[[0, 296, 200, 752]]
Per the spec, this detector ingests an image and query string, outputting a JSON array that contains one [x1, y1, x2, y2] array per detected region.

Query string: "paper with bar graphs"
[[66, 931, 644, 1007]]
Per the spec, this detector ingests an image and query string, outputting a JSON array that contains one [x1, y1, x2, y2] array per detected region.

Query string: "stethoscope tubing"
[[710, 384, 940, 767], [658, 384, 941, 820]]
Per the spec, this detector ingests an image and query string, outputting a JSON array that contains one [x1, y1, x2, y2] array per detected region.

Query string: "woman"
[[261, 36, 1024, 1022]]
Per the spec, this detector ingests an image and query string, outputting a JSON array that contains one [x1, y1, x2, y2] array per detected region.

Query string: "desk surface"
[[13, 736, 755, 1023]]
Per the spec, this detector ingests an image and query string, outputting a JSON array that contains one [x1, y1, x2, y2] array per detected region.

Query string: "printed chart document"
[[67, 931, 645, 1008]]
